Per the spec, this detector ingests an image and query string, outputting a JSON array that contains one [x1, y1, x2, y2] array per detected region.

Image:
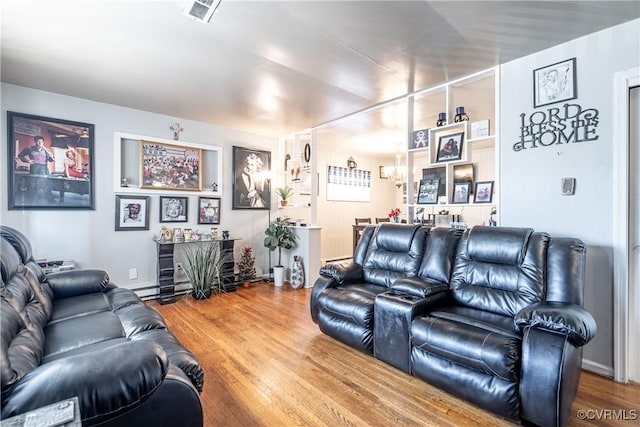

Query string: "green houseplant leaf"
[[183, 241, 224, 298], [263, 217, 297, 267]]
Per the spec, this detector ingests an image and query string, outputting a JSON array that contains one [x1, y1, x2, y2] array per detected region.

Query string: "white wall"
[[316, 143, 396, 261], [499, 19, 640, 372], [1, 84, 277, 292]]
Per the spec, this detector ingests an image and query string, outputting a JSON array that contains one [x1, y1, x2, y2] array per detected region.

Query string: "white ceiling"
[[2, 0, 638, 142]]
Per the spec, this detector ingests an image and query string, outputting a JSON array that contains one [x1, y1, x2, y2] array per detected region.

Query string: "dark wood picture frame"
[[115, 195, 150, 231], [7, 111, 95, 210], [232, 146, 271, 210], [140, 140, 202, 191], [452, 182, 471, 204], [197, 196, 221, 224], [417, 178, 439, 204], [473, 181, 494, 204], [159, 196, 188, 223], [436, 131, 464, 163], [533, 57, 577, 108]]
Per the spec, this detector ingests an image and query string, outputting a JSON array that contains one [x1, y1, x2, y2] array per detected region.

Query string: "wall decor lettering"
[[513, 103, 599, 152]]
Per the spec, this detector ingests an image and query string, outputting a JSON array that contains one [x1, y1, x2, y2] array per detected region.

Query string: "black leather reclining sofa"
[[1, 226, 204, 426], [311, 223, 597, 427]]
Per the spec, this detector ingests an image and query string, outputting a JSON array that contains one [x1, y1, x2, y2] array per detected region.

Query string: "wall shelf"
[[113, 132, 223, 197]]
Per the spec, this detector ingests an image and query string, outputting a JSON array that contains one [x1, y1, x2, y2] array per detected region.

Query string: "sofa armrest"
[[514, 302, 597, 347], [46, 269, 112, 299], [390, 276, 449, 298], [1, 340, 168, 422], [319, 261, 363, 284]]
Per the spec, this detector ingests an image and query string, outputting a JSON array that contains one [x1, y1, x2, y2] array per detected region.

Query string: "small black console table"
[[155, 238, 239, 304]]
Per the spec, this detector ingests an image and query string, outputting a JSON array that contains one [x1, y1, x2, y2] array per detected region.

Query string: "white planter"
[[273, 266, 285, 287]]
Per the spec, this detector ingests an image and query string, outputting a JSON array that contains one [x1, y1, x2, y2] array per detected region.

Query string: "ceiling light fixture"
[[183, 0, 222, 23], [383, 147, 407, 188]]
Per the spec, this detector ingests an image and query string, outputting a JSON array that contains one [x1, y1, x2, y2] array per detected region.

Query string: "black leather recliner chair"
[[310, 224, 425, 353], [311, 225, 597, 427]]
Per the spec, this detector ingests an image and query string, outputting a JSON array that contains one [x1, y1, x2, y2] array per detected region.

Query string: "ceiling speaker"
[[183, 0, 222, 23]]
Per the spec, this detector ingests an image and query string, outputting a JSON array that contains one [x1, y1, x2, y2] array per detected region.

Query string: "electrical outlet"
[[129, 268, 138, 280]]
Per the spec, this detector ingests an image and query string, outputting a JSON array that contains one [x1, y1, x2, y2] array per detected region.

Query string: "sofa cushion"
[[1, 298, 44, 400], [49, 293, 111, 324], [412, 306, 521, 381], [44, 311, 125, 358], [317, 284, 385, 328], [467, 226, 532, 265], [363, 224, 424, 287], [451, 230, 549, 317]]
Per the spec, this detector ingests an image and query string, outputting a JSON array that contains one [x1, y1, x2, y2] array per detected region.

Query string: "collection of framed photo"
[[416, 179, 493, 205], [115, 195, 221, 231]]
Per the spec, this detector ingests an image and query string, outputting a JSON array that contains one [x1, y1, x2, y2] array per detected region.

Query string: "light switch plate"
[[561, 177, 576, 195]]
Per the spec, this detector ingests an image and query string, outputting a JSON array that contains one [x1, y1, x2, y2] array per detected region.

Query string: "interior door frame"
[[612, 67, 640, 383]]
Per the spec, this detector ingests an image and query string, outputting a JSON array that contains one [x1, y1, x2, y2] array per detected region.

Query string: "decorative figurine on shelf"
[[436, 112, 447, 127], [290, 255, 304, 290], [212, 182, 218, 192], [173, 228, 183, 243], [222, 230, 230, 240], [121, 177, 129, 187], [237, 246, 256, 288], [160, 226, 173, 242]]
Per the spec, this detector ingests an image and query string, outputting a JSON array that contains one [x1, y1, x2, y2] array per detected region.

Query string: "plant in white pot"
[[275, 185, 294, 207], [183, 241, 223, 299], [263, 217, 296, 287]]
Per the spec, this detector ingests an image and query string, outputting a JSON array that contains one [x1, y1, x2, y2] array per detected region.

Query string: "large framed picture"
[[7, 111, 95, 210], [436, 132, 464, 163], [452, 182, 471, 204], [232, 146, 271, 210], [115, 195, 150, 231], [159, 196, 188, 223], [141, 140, 202, 191], [533, 57, 577, 108], [198, 196, 221, 224], [417, 178, 439, 204], [473, 181, 494, 204]]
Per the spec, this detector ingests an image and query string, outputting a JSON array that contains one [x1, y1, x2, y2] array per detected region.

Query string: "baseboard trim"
[[582, 359, 614, 378]]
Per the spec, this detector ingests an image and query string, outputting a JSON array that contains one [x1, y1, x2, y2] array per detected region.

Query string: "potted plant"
[[275, 185, 294, 207], [263, 217, 296, 287], [237, 246, 256, 288], [183, 242, 223, 299]]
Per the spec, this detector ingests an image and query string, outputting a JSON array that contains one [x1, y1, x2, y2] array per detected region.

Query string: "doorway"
[[613, 68, 640, 383]]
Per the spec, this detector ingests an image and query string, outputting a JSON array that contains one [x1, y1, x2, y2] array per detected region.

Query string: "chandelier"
[[383, 149, 407, 188]]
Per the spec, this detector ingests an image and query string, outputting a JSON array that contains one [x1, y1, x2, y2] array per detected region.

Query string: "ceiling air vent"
[[183, 0, 222, 23]]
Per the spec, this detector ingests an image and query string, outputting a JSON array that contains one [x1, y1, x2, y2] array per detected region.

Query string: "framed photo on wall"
[[198, 196, 221, 224], [436, 132, 464, 163], [115, 195, 150, 231], [140, 140, 202, 191], [452, 182, 471, 204], [417, 178, 439, 204], [159, 196, 188, 223], [232, 146, 271, 210], [473, 181, 494, 204], [7, 111, 95, 210], [533, 57, 577, 108], [411, 128, 429, 149]]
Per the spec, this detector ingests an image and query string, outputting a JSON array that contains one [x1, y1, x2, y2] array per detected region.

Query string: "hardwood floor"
[[150, 284, 640, 427]]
